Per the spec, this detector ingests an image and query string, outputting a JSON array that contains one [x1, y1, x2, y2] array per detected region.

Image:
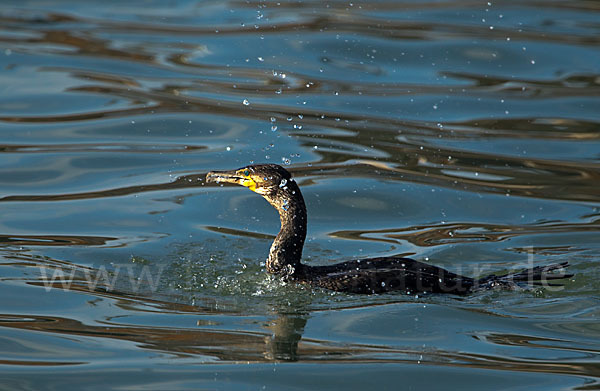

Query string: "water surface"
[[1, 1, 599, 390]]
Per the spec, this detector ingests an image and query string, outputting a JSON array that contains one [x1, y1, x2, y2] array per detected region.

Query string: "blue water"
[[1, 1, 599, 390]]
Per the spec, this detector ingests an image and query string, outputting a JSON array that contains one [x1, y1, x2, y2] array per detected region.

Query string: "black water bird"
[[206, 164, 571, 295]]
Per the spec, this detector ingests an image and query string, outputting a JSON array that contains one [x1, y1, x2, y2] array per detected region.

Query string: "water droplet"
[[242, 99, 250, 106], [270, 117, 276, 122], [257, 56, 264, 62], [279, 178, 288, 188], [271, 125, 278, 131]]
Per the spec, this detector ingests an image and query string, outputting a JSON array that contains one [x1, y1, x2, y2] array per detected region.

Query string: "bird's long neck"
[[264, 180, 307, 277]]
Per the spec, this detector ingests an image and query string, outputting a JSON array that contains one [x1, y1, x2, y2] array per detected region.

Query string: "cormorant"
[[206, 164, 571, 295]]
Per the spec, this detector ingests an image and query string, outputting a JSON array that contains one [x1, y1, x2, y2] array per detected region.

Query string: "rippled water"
[[1, 1, 599, 389]]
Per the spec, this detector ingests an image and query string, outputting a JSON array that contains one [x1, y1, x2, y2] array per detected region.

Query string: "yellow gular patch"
[[241, 176, 257, 192]]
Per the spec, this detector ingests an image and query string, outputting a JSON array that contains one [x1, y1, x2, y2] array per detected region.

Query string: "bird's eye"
[[243, 170, 250, 176]]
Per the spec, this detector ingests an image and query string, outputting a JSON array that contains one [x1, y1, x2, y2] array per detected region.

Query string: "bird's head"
[[206, 164, 294, 198]]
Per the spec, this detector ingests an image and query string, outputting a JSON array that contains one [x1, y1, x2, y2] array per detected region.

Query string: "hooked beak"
[[206, 170, 244, 185], [206, 169, 257, 192]]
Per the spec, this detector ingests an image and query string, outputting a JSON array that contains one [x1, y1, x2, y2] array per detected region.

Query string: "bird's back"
[[295, 257, 475, 295]]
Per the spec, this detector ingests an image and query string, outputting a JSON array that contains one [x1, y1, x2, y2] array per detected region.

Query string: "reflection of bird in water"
[[206, 164, 571, 295]]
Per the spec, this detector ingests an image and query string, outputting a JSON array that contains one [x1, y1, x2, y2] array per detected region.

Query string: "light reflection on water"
[[1, 0, 599, 389]]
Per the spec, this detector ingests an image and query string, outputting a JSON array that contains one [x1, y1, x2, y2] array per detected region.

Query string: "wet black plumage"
[[206, 164, 571, 295]]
